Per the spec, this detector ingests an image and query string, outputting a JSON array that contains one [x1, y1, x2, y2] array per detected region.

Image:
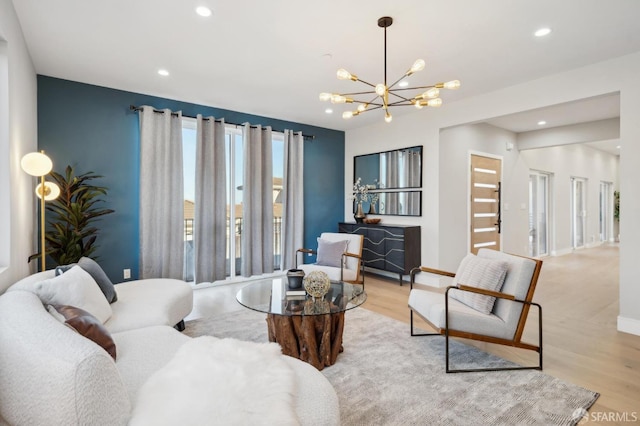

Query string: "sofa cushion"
[[12, 265, 113, 323], [105, 278, 193, 333], [449, 254, 508, 314], [79, 257, 118, 303], [316, 238, 348, 267], [48, 304, 117, 360]]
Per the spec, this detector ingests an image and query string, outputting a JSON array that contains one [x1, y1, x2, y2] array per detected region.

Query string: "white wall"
[[521, 144, 618, 254], [346, 51, 640, 335], [0, 0, 38, 292], [439, 123, 529, 271]]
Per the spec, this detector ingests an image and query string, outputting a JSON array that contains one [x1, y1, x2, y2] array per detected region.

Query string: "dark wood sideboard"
[[338, 222, 421, 285]]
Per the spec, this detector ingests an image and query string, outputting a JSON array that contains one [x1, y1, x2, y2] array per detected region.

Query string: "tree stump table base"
[[266, 312, 345, 370]]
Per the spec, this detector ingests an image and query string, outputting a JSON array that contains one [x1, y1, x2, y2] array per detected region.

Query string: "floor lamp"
[[21, 151, 60, 271]]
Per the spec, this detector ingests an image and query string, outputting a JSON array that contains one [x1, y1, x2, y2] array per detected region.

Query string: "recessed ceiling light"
[[534, 28, 551, 37], [158, 69, 170, 77], [325, 108, 333, 114], [537, 120, 546, 126], [399, 81, 409, 88], [196, 6, 212, 17], [617, 145, 621, 149]]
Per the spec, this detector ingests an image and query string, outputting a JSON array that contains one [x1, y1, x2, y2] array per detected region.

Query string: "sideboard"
[[338, 222, 421, 285]]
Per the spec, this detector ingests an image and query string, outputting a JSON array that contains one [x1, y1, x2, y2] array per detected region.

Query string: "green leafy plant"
[[614, 190, 620, 221], [29, 165, 115, 265]]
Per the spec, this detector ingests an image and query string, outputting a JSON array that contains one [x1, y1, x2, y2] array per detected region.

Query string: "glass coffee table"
[[236, 277, 366, 370]]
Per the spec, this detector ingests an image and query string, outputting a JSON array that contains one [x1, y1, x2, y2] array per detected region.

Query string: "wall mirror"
[[353, 145, 422, 190]]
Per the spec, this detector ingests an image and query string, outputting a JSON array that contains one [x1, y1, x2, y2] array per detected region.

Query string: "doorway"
[[529, 171, 550, 257], [470, 154, 502, 254]]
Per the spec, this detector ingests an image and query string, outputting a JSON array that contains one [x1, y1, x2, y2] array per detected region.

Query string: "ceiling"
[[11, 0, 640, 137]]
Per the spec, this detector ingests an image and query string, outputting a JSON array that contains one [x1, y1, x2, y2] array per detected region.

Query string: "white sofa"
[[0, 271, 339, 425]]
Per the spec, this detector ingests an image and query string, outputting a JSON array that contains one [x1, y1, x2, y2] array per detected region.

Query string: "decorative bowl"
[[364, 218, 381, 224], [303, 271, 331, 299]]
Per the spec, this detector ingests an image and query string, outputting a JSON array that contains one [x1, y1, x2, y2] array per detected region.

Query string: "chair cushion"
[[298, 264, 357, 282], [316, 238, 348, 268], [449, 254, 508, 314], [78, 257, 119, 303]]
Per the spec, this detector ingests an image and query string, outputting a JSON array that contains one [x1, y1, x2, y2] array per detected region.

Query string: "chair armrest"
[[342, 252, 361, 260], [340, 252, 364, 283], [296, 248, 316, 267], [410, 266, 456, 289], [455, 284, 516, 301]]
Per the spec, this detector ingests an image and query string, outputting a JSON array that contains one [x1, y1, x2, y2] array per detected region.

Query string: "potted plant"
[[29, 165, 114, 266]]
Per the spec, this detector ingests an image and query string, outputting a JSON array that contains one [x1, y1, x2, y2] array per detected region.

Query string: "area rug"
[[185, 308, 599, 425]]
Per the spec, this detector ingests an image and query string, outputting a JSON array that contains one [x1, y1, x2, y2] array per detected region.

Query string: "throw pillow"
[[449, 254, 509, 314], [316, 238, 348, 268], [30, 265, 113, 324], [48, 304, 117, 360], [55, 263, 76, 276], [78, 257, 118, 303]]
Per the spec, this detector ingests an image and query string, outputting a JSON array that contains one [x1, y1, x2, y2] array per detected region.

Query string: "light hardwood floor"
[[190, 244, 640, 422], [366, 244, 640, 422]]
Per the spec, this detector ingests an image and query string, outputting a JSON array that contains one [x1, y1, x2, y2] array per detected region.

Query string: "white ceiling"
[[11, 0, 640, 135]]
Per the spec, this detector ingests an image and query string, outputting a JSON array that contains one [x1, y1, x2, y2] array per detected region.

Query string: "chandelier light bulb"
[[427, 98, 443, 107], [424, 87, 439, 98], [410, 59, 425, 74], [414, 100, 424, 109], [443, 80, 461, 90], [357, 104, 367, 112], [342, 111, 353, 119], [319, 92, 332, 101], [336, 68, 353, 80], [375, 84, 386, 96], [385, 111, 392, 123], [330, 95, 346, 104]]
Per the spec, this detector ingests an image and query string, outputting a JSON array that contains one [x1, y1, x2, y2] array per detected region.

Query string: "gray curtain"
[[194, 115, 227, 283], [281, 130, 304, 270], [139, 106, 184, 279], [241, 124, 273, 277]]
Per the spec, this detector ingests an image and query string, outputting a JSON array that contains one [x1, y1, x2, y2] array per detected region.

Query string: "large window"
[[182, 119, 284, 282]]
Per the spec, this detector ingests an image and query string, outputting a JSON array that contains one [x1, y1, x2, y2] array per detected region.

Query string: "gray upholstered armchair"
[[408, 248, 543, 373]]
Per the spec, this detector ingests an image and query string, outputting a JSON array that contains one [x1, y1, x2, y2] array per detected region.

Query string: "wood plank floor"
[[364, 244, 640, 422]]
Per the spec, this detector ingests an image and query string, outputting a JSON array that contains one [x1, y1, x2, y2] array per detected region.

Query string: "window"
[[182, 120, 284, 282]]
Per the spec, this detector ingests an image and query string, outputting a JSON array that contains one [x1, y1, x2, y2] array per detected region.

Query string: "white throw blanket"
[[129, 336, 299, 425]]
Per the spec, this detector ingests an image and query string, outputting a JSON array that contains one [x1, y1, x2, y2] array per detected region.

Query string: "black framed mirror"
[[353, 191, 422, 217], [353, 145, 422, 190]]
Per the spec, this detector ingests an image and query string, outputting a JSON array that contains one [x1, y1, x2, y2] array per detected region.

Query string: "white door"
[[599, 181, 613, 242], [529, 171, 550, 257], [571, 177, 587, 249]]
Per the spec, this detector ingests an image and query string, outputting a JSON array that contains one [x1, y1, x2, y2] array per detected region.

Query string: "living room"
[[2, 0, 640, 424]]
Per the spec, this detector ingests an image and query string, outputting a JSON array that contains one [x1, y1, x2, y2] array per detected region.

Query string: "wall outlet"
[[307, 252, 312, 256], [123, 269, 131, 279]]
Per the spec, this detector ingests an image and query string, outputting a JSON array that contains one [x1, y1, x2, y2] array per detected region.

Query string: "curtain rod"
[[129, 105, 315, 140]]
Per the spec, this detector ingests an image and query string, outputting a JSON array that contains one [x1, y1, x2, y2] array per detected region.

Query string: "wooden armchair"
[[297, 232, 364, 285], [408, 248, 543, 373]]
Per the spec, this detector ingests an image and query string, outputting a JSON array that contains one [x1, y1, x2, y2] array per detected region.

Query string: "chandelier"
[[320, 16, 460, 123]]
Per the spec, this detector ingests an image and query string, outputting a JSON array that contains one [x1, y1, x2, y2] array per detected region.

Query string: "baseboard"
[[617, 315, 640, 336], [550, 247, 573, 257]]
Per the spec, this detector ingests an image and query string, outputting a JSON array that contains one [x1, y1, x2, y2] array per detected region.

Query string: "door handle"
[[494, 182, 502, 233]]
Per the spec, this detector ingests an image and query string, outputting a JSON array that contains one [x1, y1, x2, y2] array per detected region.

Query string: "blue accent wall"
[[37, 76, 344, 282]]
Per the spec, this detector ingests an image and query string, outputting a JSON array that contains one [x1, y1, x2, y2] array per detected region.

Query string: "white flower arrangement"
[[351, 177, 370, 204]]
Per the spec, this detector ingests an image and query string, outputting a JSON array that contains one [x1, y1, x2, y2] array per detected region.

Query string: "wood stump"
[[266, 313, 345, 370]]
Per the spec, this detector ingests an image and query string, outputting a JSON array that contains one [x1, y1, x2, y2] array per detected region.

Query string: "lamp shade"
[[35, 181, 61, 201], [21, 152, 53, 177]]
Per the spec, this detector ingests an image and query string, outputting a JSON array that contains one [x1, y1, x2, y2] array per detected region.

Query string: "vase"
[[368, 202, 376, 214], [286, 269, 305, 289], [354, 202, 366, 223]]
